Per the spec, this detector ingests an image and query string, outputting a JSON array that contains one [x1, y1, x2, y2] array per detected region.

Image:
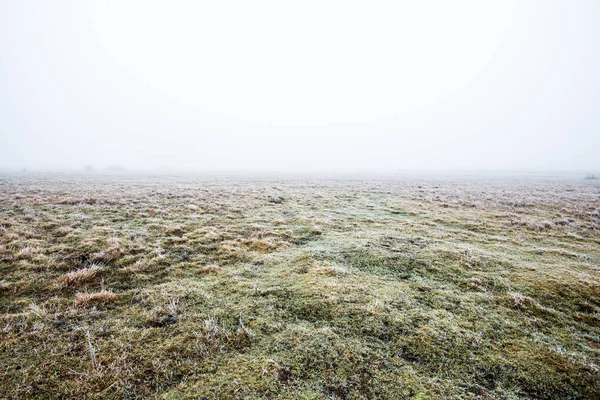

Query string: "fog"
[[1, 1, 599, 173]]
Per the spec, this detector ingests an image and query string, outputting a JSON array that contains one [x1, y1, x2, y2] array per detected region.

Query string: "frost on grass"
[[0, 173, 599, 399]]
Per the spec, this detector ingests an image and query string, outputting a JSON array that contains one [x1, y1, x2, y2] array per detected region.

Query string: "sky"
[[1, 0, 599, 172]]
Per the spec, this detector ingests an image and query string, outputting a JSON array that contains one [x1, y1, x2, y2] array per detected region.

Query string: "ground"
[[0, 172, 599, 399]]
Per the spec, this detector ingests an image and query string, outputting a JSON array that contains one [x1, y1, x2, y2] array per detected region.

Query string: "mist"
[[1, 0, 599, 173]]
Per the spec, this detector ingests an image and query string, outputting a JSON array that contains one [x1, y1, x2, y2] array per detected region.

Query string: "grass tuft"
[[121, 259, 146, 273], [201, 264, 221, 273], [74, 290, 117, 306], [60, 266, 100, 286]]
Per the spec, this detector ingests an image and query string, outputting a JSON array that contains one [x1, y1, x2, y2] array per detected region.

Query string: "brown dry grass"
[[121, 259, 146, 273], [59, 266, 99, 286], [200, 264, 221, 273], [74, 290, 118, 306], [164, 225, 185, 235]]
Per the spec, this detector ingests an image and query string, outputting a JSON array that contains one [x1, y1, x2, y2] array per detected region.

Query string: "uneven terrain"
[[0, 173, 599, 399]]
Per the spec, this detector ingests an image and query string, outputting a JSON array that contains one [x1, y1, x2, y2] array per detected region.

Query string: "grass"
[[201, 264, 221, 274], [74, 289, 118, 307], [0, 172, 599, 399], [60, 265, 101, 287]]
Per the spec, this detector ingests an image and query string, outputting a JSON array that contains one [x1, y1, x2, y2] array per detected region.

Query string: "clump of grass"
[[121, 259, 146, 273], [541, 248, 578, 258], [60, 266, 100, 286], [0, 280, 10, 293], [105, 236, 121, 247], [16, 246, 37, 259], [74, 290, 117, 306], [91, 248, 122, 263], [201, 264, 220, 273], [28, 301, 47, 318], [164, 225, 185, 235], [144, 305, 179, 327], [310, 266, 339, 276], [310, 264, 347, 276], [243, 238, 282, 252]]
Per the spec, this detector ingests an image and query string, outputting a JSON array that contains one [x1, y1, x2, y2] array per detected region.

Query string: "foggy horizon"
[[2, 1, 599, 173]]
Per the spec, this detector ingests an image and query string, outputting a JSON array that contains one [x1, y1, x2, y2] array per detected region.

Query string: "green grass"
[[0, 173, 599, 399]]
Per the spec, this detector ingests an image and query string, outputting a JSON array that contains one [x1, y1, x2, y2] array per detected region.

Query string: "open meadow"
[[0, 172, 599, 399]]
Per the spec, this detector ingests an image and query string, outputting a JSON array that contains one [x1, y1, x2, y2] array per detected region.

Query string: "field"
[[0, 172, 599, 399]]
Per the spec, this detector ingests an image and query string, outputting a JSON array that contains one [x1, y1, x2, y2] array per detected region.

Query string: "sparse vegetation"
[[0, 173, 599, 399]]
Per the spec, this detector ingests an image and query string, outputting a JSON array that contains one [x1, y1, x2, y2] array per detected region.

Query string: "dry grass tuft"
[[28, 302, 47, 318], [106, 236, 121, 247], [0, 280, 10, 293], [249, 237, 289, 252], [201, 264, 221, 274], [542, 248, 578, 258], [60, 266, 99, 286], [121, 259, 146, 273], [165, 225, 185, 235], [311, 266, 346, 276], [16, 246, 37, 258], [74, 290, 117, 306], [91, 248, 122, 263]]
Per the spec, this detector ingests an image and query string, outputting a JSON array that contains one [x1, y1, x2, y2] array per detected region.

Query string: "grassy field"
[[0, 172, 599, 399]]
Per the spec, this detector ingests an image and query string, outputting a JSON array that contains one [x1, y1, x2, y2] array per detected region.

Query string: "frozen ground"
[[0, 172, 599, 399]]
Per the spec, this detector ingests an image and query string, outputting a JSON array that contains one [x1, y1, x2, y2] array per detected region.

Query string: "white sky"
[[1, 0, 599, 172]]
